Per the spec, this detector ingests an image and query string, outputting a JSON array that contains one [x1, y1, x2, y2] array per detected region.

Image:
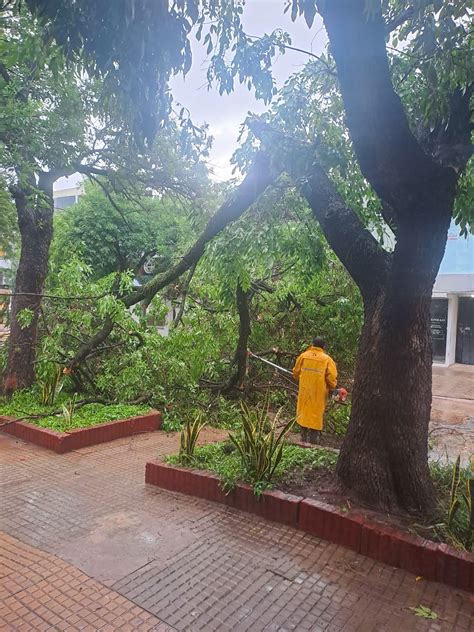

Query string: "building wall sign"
[[431, 299, 448, 363]]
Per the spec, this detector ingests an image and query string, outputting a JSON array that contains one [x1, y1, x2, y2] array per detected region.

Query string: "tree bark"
[[223, 281, 251, 393], [336, 290, 436, 512], [3, 175, 54, 392], [336, 202, 455, 512]]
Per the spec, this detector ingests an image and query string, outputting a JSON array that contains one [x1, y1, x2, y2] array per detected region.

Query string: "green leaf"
[[409, 606, 439, 620], [17, 308, 35, 329]]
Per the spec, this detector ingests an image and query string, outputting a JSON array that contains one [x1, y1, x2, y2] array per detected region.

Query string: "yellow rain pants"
[[292, 346, 338, 431]]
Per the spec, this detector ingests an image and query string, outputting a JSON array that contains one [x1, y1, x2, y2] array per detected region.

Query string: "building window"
[[0, 271, 9, 288], [456, 297, 474, 365], [54, 195, 76, 209], [431, 299, 448, 363]]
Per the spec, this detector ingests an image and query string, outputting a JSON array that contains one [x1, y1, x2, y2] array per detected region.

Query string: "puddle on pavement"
[[55, 510, 197, 584]]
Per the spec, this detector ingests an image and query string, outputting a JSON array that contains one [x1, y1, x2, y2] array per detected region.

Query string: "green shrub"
[[447, 456, 474, 550], [228, 402, 295, 491], [178, 412, 207, 465], [167, 441, 337, 494], [325, 399, 351, 435], [61, 393, 78, 428], [427, 458, 474, 551], [39, 366, 64, 406]]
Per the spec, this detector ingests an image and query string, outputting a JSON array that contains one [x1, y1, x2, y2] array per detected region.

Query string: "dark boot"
[[300, 427, 309, 443], [309, 430, 321, 445]]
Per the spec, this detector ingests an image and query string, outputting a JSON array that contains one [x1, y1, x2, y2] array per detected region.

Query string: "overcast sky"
[[171, 2, 327, 180], [56, 3, 327, 191]]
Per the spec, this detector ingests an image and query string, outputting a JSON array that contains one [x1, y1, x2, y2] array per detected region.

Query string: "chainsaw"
[[247, 350, 348, 403]]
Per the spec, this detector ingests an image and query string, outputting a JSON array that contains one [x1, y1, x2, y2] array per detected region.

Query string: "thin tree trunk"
[[3, 177, 54, 392], [223, 281, 251, 393], [172, 261, 197, 328]]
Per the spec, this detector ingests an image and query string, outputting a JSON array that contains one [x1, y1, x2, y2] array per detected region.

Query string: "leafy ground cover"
[[166, 440, 337, 494], [0, 389, 152, 432]]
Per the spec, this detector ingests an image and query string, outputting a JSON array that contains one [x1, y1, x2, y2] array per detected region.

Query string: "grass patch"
[[0, 389, 152, 432], [166, 441, 337, 494]]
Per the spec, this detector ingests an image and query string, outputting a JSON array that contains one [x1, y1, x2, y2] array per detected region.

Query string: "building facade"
[[53, 175, 84, 209], [0, 251, 11, 339], [431, 221, 474, 366]]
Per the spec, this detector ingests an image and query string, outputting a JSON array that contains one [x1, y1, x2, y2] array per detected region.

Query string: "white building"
[[431, 222, 474, 366], [0, 255, 11, 339], [53, 175, 84, 209]]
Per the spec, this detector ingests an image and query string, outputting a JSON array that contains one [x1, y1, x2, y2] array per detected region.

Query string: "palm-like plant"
[[39, 366, 64, 406], [229, 401, 294, 486], [447, 455, 474, 551], [179, 412, 207, 465]]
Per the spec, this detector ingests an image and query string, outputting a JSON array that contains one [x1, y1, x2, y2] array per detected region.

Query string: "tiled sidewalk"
[[0, 532, 171, 631], [1, 428, 473, 631]]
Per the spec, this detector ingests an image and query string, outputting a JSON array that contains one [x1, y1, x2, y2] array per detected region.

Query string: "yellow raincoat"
[[292, 346, 338, 430]]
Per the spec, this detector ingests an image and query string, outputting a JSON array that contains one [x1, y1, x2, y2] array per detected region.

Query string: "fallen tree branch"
[[67, 152, 280, 370], [122, 152, 278, 308], [70, 317, 115, 369], [8, 292, 107, 301], [187, 295, 224, 313], [172, 261, 197, 328]]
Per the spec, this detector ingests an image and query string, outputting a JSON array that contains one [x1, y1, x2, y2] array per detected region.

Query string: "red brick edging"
[[1, 411, 161, 453], [145, 461, 474, 593]]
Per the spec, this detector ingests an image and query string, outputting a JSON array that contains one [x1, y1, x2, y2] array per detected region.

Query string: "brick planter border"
[[145, 460, 473, 593], [1, 411, 161, 453]]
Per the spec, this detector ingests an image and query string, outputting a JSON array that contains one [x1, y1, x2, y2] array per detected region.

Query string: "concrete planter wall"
[[1, 411, 161, 453], [145, 460, 474, 593]]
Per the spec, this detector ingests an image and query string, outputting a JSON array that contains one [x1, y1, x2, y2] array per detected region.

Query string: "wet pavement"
[[432, 364, 474, 425], [1, 429, 474, 631], [429, 418, 474, 467], [0, 531, 171, 631]]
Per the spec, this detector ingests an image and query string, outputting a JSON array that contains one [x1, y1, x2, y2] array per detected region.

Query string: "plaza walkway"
[[1, 429, 473, 631]]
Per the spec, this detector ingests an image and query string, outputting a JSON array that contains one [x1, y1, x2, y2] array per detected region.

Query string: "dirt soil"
[[288, 430, 344, 450], [278, 466, 448, 544]]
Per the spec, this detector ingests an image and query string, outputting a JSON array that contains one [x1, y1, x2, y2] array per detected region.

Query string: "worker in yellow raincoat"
[[292, 336, 338, 444]]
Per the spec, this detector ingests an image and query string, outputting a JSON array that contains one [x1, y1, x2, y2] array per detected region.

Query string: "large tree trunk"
[[300, 0, 467, 514], [336, 207, 453, 513], [298, 150, 456, 512], [337, 290, 436, 512], [3, 177, 54, 392]]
